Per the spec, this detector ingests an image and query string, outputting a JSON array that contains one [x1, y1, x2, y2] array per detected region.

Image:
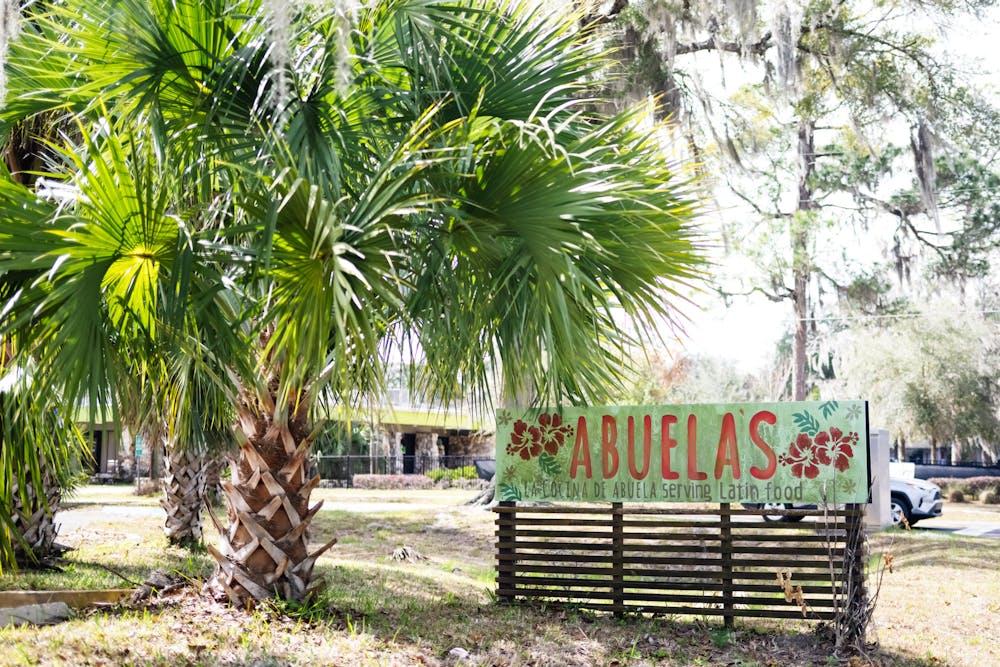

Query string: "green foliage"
[[424, 466, 478, 483], [0, 0, 705, 420], [0, 0, 706, 594], [0, 367, 89, 571], [605, 0, 1000, 401], [312, 422, 371, 457], [838, 301, 1000, 460], [922, 156, 1000, 282]]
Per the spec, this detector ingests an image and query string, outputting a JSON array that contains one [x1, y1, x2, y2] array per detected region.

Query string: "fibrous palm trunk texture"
[[161, 445, 208, 547], [206, 403, 335, 605], [204, 454, 226, 505], [11, 467, 61, 565]]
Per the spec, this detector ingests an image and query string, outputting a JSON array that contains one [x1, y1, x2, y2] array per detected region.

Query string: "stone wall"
[[447, 432, 494, 457], [415, 433, 439, 468]]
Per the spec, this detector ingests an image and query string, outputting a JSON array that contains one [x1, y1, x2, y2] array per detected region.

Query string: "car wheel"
[[760, 502, 792, 523], [890, 494, 913, 527]]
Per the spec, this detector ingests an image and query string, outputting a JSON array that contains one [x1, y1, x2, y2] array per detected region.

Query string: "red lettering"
[[749, 410, 778, 479], [570, 416, 592, 479], [660, 415, 680, 480], [714, 412, 741, 479], [627, 415, 652, 480], [686, 414, 708, 480], [602, 415, 619, 478]]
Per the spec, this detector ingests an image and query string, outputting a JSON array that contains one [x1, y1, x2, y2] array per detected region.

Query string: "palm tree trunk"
[[11, 467, 62, 565], [161, 444, 208, 548], [206, 400, 335, 605], [204, 454, 226, 505]]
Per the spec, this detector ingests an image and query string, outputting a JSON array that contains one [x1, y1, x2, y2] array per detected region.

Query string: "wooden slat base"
[[493, 502, 866, 626]]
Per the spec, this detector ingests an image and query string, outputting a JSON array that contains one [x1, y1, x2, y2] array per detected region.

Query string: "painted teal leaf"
[[499, 483, 522, 502], [820, 401, 839, 420], [539, 453, 561, 477], [792, 411, 821, 436]]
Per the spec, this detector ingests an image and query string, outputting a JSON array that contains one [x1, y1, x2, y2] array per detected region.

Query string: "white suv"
[[889, 476, 943, 526], [745, 476, 943, 527]]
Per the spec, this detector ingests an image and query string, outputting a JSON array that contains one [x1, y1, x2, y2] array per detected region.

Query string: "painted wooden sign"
[[495, 401, 869, 504]]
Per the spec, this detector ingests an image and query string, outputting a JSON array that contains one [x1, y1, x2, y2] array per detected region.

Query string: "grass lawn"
[[0, 485, 997, 666]]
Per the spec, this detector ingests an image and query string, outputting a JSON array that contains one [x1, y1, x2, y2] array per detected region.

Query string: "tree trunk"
[[467, 475, 497, 507], [11, 466, 62, 565], [204, 454, 226, 505], [206, 400, 335, 605], [161, 444, 208, 548], [792, 120, 817, 401]]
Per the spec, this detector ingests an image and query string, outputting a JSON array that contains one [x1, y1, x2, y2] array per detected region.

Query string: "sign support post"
[[497, 501, 516, 604], [720, 503, 734, 629], [611, 502, 624, 618]]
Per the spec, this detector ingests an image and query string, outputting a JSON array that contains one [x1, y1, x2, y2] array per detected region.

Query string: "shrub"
[[927, 476, 1000, 499], [962, 476, 1000, 495], [948, 489, 965, 503], [979, 489, 1000, 505], [425, 465, 479, 483], [351, 474, 435, 490]]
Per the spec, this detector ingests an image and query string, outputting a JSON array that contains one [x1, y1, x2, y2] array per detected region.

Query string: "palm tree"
[[0, 0, 705, 604], [0, 360, 87, 570], [118, 347, 237, 549]]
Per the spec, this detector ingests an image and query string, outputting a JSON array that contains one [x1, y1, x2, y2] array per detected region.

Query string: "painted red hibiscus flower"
[[780, 433, 827, 479], [506, 419, 543, 460], [535, 413, 573, 456], [814, 427, 858, 472], [505, 413, 574, 461], [780, 428, 858, 478]]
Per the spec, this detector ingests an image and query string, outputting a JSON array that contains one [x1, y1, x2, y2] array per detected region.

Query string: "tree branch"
[[727, 184, 791, 220], [676, 32, 773, 56], [579, 0, 630, 28], [713, 283, 792, 305], [852, 190, 951, 259]]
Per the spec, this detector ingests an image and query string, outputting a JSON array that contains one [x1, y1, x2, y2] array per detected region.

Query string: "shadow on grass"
[[308, 561, 944, 667], [870, 530, 1000, 572]]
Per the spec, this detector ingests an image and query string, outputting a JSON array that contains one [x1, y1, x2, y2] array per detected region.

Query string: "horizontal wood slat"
[[495, 599, 839, 621], [496, 529, 847, 544], [494, 501, 865, 625], [496, 518, 854, 532], [497, 575, 842, 597], [497, 587, 844, 609], [495, 563, 851, 584]]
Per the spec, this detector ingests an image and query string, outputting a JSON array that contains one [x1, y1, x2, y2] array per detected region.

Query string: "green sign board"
[[495, 401, 869, 504]]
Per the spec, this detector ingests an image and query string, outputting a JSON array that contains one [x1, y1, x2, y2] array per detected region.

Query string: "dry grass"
[[866, 530, 1000, 667], [0, 487, 997, 666]]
